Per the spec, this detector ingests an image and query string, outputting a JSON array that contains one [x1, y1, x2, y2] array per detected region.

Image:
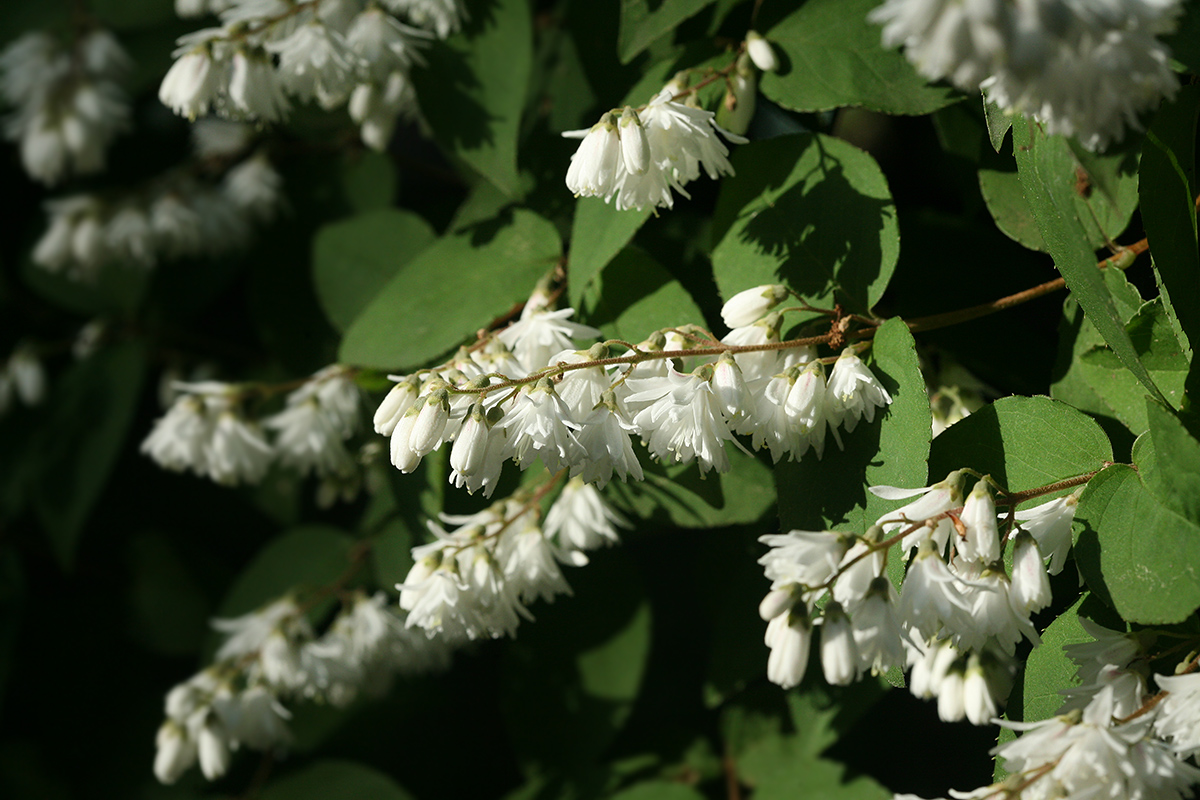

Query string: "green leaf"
[[501, 549, 652, 772], [1012, 117, 1165, 405], [928, 395, 1113, 493], [214, 525, 355, 620], [411, 0, 532, 197], [569, 200, 654, 309], [618, 0, 715, 64], [313, 209, 437, 333], [1144, 399, 1200, 525], [1075, 464, 1200, 624], [1140, 86, 1200, 350], [978, 166, 1047, 252], [983, 98, 1012, 153], [711, 133, 898, 314], [262, 760, 414, 800], [759, 0, 960, 115], [607, 448, 777, 530], [33, 342, 147, 567], [735, 687, 889, 800], [339, 209, 562, 370], [1076, 297, 1190, 433], [608, 782, 706, 800], [579, 248, 704, 339], [341, 151, 397, 212]]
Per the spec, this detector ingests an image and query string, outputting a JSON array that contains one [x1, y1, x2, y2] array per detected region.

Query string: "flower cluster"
[[32, 146, 282, 280], [373, 283, 893, 497], [0, 344, 46, 416], [399, 478, 627, 642], [563, 75, 748, 211], [899, 625, 1200, 800], [0, 28, 130, 184], [869, 0, 1185, 150], [141, 365, 364, 495], [759, 470, 1081, 726], [159, 0, 463, 151], [154, 592, 453, 784]]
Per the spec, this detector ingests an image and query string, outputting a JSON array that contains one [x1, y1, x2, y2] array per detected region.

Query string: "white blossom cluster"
[[0, 28, 130, 184], [563, 75, 748, 211], [154, 592, 453, 784], [759, 470, 1082, 727], [32, 148, 283, 280], [0, 344, 46, 416], [373, 283, 893, 498], [399, 478, 627, 641], [898, 622, 1200, 800], [141, 365, 364, 493], [869, 0, 1185, 150], [160, 0, 465, 150]]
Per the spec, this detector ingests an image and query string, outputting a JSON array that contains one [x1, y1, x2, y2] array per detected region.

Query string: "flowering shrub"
[[2, 1, 1200, 799]]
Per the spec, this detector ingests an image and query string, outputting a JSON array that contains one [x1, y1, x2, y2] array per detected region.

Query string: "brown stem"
[[850, 239, 1149, 340]]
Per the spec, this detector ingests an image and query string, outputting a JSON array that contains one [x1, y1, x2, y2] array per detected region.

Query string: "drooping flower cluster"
[[0, 28, 130, 184], [32, 144, 283, 280], [563, 75, 748, 211], [399, 478, 627, 642], [869, 0, 1185, 150], [373, 283, 893, 496], [141, 365, 363, 493], [159, 0, 463, 151], [759, 470, 1082, 726], [154, 592, 453, 784], [898, 634, 1200, 800]]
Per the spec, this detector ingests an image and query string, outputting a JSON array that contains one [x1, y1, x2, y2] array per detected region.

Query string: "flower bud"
[[373, 376, 419, 435], [1010, 529, 1052, 615], [820, 601, 858, 686], [618, 106, 650, 175], [409, 389, 450, 456], [450, 403, 490, 477], [746, 31, 779, 72], [759, 586, 795, 621], [958, 480, 1000, 564], [721, 284, 789, 329]]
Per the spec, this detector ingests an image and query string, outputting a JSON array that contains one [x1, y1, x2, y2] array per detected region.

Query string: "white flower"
[[852, 576, 904, 676], [899, 539, 970, 640], [228, 48, 289, 121], [871, 470, 964, 553], [160, 44, 224, 119], [346, 7, 429, 81], [223, 153, 283, 219], [374, 376, 420, 435], [382, 0, 468, 39], [267, 22, 363, 108], [228, 685, 292, 749], [825, 349, 892, 434], [758, 529, 850, 594], [154, 721, 197, 784], [349, 70, 418, 150], [496, 518, 573, 604], [212, 597, 308, 661], [543, 478, 627, 560], [7, 346, 45, 407], [142, 392, 213, 474], [196, 714, 232, 780], [625, 367, 737, 475], [498, 379, 583, 475], [572, 395, 644, 488], [206, 408, 274, 485], [564, 112, 622, 200], [497, 306, 601, 374], [1014, 491, 1079, 575], [830, 538, 885, 612], [1153, 671, 1200, 759], [617, 106, 650, 175], [1008, 529, 1051, 616]]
